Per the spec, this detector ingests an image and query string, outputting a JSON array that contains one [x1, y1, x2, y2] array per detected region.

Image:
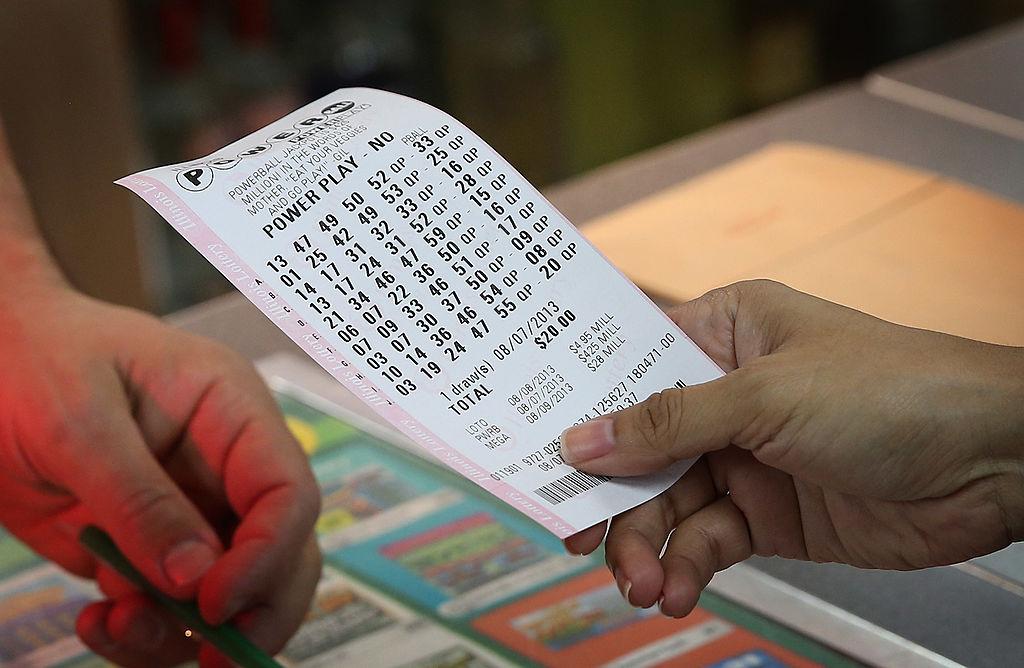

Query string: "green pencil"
[[79, 525, 284, 668]]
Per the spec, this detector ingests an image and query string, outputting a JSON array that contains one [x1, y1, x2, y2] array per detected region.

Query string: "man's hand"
[[0, 121, 321, 666], [0, 284, 321, 666], [560, 280, 1024, 617]]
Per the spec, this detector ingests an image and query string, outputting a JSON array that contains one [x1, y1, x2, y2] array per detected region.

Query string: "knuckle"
[[265, 480, 322, 535], [695, 281, 778, 319], [634, 389, 685, 451], [295, 484, 323, 527], [37, 407, 80, 451], [191, 341, 266, 402], [664, 551, 710, 586], [114, 485, 181, 531], [737, 278, 789, 297], [203, 341, 253, 378], [725, 279, 794, 318], [701, 283, 739, 303], [695, 284, 740, 312], [693, 524, 723, 569], [55, 390, 108, 445]]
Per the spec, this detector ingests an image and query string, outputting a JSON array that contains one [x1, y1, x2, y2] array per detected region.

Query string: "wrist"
[[0, 131, 68, 299], [0, 229, 68, 300]]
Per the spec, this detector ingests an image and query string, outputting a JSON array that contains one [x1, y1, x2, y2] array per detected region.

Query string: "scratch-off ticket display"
[[273, 383, 858, 667], [0, 386, 861, 667]]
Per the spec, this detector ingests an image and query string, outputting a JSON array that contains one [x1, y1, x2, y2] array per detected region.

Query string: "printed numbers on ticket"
[[118, 88, 723, 537]]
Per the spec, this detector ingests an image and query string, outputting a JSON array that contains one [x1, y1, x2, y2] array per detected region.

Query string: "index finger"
[[129, 339, 320, 625], [183, 361, 321, 624]]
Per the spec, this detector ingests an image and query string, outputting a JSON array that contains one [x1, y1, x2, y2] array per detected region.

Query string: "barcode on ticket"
[[534, 471, 611, 505]]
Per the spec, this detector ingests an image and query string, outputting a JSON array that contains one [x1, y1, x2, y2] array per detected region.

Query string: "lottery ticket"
[[118, 88, 723, 537]]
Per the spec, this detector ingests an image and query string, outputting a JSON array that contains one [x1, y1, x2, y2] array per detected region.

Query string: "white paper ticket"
[[118, 88, 723, 537]]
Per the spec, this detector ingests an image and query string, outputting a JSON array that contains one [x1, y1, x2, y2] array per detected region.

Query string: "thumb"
[[61, 404, 222, 599], [559, 371, 764, 476]]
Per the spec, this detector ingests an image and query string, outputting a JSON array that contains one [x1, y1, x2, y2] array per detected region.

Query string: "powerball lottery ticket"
[[117, 88, 723, 538]]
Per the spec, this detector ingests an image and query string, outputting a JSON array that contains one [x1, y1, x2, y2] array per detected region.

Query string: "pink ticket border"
[[116, 174, 578, 537]]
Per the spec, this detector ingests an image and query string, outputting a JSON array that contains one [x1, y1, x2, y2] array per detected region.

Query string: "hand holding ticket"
[[118, 88, 723, 537]]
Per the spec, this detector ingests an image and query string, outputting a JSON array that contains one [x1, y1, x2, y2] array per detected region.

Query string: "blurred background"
[[1, 0, 1022, 314]]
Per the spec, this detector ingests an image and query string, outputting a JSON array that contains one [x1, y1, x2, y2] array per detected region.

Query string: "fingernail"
[[560, 418, 615, 463], [613, 569, 633, 605], [163, 540, 217, 587], [121, 610, 166, 650], [622, 580, 634, 606]]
